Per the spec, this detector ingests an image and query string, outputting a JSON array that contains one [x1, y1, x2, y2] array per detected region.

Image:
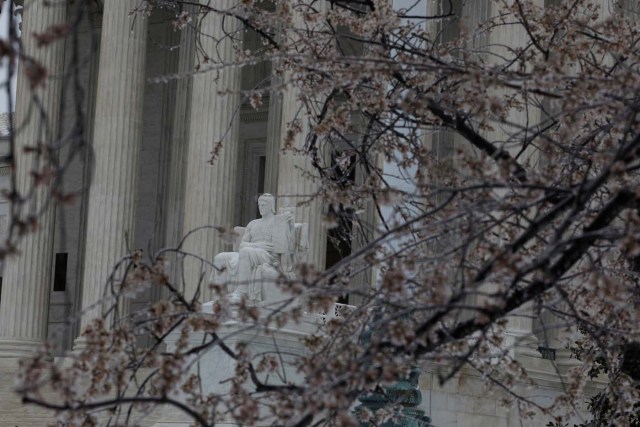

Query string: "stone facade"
[[0, 1, 610, 426]]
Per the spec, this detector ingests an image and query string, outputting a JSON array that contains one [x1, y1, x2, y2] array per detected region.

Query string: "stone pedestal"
[[154, 310, 313, 426]]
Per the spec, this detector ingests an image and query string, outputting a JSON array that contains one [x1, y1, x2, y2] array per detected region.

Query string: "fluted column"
[[264, 64, 282, 195], [0, 1, 67, 357], [487, 0, 543, 359], [275, 1, 327, 271], [163, 6, 196, 274], [181, 1, 241, 302], [276, 86, 326, 271], [74, 1, 147, 346]]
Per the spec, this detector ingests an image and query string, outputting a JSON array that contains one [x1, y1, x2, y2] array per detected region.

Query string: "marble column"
[[348, 161, 377, 306], [181, 0, 241, 302], [276, 84, 327, 271], [264, 65, 282, 195], [0, 1, 67, 357], [275, 2, 327, 271], [74, 1, 147, 346], [163, 6, 196, 278], [488, 0, 542, 360]]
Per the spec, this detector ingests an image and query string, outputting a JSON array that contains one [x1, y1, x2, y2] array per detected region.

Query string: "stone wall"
[[418, 363, 598, 427]]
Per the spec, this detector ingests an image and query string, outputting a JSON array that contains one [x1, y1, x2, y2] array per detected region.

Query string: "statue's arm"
[[239, 221, 273, 250], [238, 223, 253, 250]]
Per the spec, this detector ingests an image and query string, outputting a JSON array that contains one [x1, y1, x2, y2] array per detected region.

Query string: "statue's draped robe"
[[237, 218, 279, 301], [237, 216, 292, 301]]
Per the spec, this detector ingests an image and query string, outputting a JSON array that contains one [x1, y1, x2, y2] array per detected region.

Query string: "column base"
[[0, 338, 45, 358], [504, 332, 540, 360], [72, 336, 90, 352]]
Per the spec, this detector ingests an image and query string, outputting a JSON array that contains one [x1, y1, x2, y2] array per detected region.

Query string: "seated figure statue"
[[213, 193, 308, 303]]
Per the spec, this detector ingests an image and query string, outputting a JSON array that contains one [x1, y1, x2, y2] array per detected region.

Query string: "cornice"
[[240, 99, 270, 123]]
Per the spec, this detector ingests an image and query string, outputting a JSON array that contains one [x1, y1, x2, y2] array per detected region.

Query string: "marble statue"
[[213, 194, 309, 303]]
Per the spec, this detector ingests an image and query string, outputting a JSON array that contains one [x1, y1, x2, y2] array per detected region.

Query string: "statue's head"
[[258, 193, 276, 216]]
